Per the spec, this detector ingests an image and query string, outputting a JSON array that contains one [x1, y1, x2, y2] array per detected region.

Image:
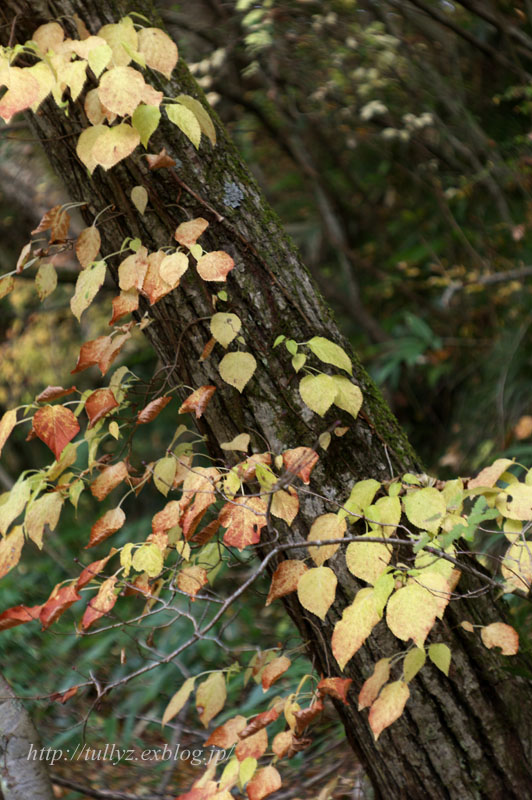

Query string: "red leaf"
[[71, 331, 131, 375], [294, 699, 324, 735], [317, 677, 353, 705], [137, 395, 172, 425], [152, 500, 181, 534], [40, 582, 81, 629], [109, 289, 139, 324], [179, 386, 216, 419], [266, 560, 308, 606], [282, 447, 319, 484], [85, 388, 118, 428], [235, 727, 268, 761], [33, 405, 80, 460], [219, 496, 267, 551], [0, 604, 43, 632], [36, 385, 77, 403], [189, 519, 220, 545], [86, 507, 125, 548], [239, 708, 279, 739], [76, 551, 116, 589], [205, 715, 246, 748]]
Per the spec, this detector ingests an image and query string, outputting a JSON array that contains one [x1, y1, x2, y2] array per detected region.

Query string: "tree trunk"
[[0, 672, 54, 800], [2, 2, 532, 798]]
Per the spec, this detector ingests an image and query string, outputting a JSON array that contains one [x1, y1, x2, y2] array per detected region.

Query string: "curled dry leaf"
[[76, 551, 116, 590], [137, 395, 172, 425], [179, 386, 216, 419], [71, 331, 131, 375], [39, 582, 81, 629], [33, 405, 80, 460], [146, 148, 176, 170], [36, 385, 77, 403], [239, 708, 279, 740], [317, 677, 352, 705]]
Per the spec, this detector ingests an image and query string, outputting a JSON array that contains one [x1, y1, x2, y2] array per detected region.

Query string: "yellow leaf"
[[403, 487, 446, 534], [76, 124, 107, 174], [24, 492, 63, 549], [386, 584, 438, 647], [0, 479, 30, 536], [153, 456, 177, 496], [368, 681, 410, 740], [468, 458, 514, 489], [176, 95, 216, 146], [366, 495, 401, 537], [76, 226, 101, 269], [131, 542, 164, 578], [35, 262, 57, 301], [167, 103, 201, 148], [70, 260, 106, 321], [499, 482, 532, 520], [331, 588, 380, 669], [98, 17, 138, 67], [131, 185, 148, 215], [220, 433, 250, 451], [132, 104, 161, 148], [92, 123, 140, 170], [501, 540, 532, 592], [297, 566, 337, 620], [219, 352, 257, 393], [196, 671, 226, 727], [331, 375, 363, 419], [88, 43, 113, 78], [211, 313, 242, 348], [270, 488, 299, 527], [403, 647, 426, 682], [299, 374, 337, 417], [345, 538, 392, 585], [0, 409, 17, 457], [160, 252, 189, 286], [98, 66, 145, 117], [0, 526, 24, 580], [307, 336, 352, 374], [480, 622, 519, 656], [428, 643, 451, 675], [307, 513, 346, 566], [138, 27, 178, 79], [339, 479, 381, 522], [162, 677, 195, 726]]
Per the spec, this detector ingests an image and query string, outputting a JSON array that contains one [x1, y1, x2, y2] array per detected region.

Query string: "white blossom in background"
[[360, 99, 388, 120]]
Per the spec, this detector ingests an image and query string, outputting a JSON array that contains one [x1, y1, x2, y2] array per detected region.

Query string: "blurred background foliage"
[[2, 1, 532, 797]]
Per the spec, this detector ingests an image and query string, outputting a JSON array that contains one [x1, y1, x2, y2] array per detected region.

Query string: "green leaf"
[[176, 94, 216, 146], [428, 643, 451, 676], [332, 375, 363, 419], [132, 542, 164, 578], [307, 336, 352, 375], [132, 104, 161, 148], [403, 647, 426, 682], [166, 103, 201, 149]]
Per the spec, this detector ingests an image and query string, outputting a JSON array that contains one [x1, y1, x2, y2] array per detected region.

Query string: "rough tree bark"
[[1, 2, 532, 799], [0, 672, 54, 800]]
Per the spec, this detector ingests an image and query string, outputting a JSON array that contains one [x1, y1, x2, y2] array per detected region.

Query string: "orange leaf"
[[180, 467, 220, 538], [219, 496, 267, 551], [266, 560, 308, 606], [246, 766, 282, 800], [152, 501, 181, 534], [480, 622, 519, 655], [205, 715, 246, 748], [110, 289, 139, 324], [76, 551, 116, 589], [71, 331, 131, 375], [179, 386, 216, 419], [196, 251, 234, 282], [90, 461, 128, 501], [85, 388, 118, 428], [50, 686, 79, 704], [190, 519, 220, 545], [235, 727, 268, 761], [200, 337, 216, 362], [357, 658, 391, 711], [282, 447, 319, 484], [317, 677, 352, 705], [293, 699, 324, 735], [146, 148, 176, 169], [174, 217, 209, 247], [40, 582, 81, 629], [137, 395, 172, 424], [36, 385, 77, 403], [86, 507, 125, 548], [177, 565, 208, 598], [261, 655, 291, 690], [33, 405, 80, 460], [141, 249, 173, 304], [368, 681, 410, 741], [0, 604, 43, 632], [81, 576, 118, 630], [76, 226, 101, 268]]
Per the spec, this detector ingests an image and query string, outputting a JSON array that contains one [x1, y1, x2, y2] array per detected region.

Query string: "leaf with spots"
[[219, 496, 267, 551]]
